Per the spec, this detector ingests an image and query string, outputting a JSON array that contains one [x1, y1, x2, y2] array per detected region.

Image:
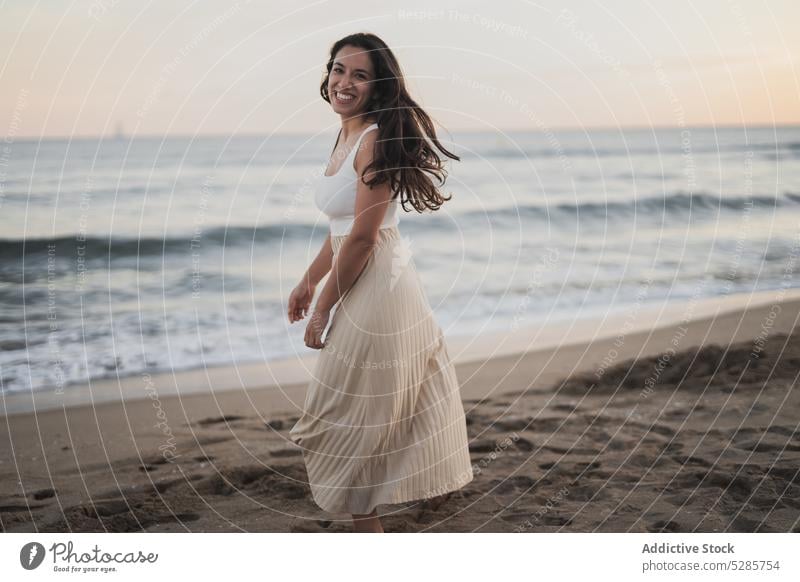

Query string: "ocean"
[[1, 125, 799, 394]]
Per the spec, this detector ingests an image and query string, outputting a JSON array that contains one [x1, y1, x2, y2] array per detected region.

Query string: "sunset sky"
[[2, 0, 798, 139]]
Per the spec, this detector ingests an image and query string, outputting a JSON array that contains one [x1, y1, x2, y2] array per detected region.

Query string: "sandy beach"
[[2, 288, 799, 533]]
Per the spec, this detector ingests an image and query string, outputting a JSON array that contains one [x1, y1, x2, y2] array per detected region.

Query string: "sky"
[[1, 0, 798, 139]]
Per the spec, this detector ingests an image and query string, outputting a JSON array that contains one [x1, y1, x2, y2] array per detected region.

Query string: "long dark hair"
[[320, 32, 460, 213]]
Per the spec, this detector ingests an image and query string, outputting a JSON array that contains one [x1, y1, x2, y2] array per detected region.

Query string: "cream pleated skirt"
[[289, 225, 473, 515]]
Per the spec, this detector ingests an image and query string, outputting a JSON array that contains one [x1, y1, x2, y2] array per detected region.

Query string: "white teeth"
[[335, 91, 354, 102]]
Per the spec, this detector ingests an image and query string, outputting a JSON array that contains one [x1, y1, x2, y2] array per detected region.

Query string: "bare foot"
[[352, 509, 384, 532]]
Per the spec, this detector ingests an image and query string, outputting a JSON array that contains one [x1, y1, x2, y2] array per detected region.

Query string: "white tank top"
[[314, 123, 400, 236]]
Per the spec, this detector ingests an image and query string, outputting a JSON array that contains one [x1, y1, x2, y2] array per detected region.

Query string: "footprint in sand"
[[30, 488, 56, 500], [195, 415, 246, 427], [648, 519, 682, 532]]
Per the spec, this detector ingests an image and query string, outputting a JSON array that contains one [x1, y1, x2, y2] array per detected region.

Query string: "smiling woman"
[[286, 32, 472, 533]]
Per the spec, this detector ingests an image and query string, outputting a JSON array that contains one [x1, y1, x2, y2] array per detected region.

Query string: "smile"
[[334, 91, 355, 104]]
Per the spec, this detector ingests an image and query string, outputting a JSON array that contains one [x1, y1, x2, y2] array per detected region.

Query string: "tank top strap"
[[347, 123, 379, 167]]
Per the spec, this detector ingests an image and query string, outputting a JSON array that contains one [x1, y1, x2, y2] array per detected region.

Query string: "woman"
[[288, 32, 473, 533]]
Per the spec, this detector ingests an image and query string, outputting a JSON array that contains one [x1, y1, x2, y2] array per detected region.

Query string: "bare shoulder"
[[353, 127, 380, 176]]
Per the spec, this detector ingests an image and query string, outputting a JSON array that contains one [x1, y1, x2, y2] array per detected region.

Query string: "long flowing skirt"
[[289, 225, 473, 514]]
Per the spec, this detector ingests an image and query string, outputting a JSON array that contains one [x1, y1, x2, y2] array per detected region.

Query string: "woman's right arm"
[[301, 233, 333, 288], [288, 233, 333, 323]]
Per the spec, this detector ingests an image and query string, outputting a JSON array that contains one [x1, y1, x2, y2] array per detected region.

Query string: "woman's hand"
[[288, 282, 316, 323], [304, 309, 330, 349]]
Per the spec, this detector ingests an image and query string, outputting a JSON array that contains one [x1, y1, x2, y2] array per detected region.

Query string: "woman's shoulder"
[[354, 125, 381, 163]]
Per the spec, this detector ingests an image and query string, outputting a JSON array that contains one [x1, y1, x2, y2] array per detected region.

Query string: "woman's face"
[[328, 45, 376, 117]]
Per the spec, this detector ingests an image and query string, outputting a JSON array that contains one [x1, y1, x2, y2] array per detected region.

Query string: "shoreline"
[[3, 286, 800, 418]]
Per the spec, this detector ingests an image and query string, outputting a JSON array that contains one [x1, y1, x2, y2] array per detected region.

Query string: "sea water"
[[1, 125, 798, 393]]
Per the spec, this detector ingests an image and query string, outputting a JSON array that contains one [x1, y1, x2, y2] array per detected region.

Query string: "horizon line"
[[6, 120, 800, 143]]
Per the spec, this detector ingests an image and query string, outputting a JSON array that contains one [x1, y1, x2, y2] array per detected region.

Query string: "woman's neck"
[[340, 116, 376, 141]]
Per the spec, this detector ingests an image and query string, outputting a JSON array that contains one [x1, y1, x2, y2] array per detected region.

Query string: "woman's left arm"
[[304, 131, 395, 348]]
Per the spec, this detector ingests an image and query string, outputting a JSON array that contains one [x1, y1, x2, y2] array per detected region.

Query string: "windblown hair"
[[320, 32, 459, 213]]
